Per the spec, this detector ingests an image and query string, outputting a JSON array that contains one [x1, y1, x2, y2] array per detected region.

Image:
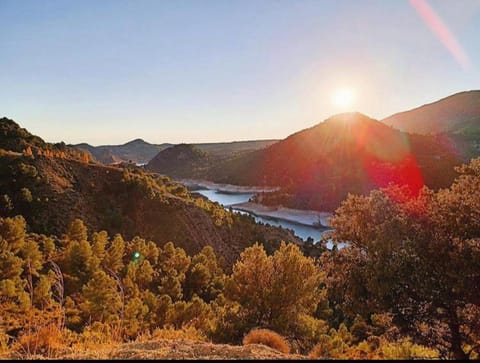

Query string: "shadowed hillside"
[[147, 144, 211, 179], [148, 113, 462, 211]]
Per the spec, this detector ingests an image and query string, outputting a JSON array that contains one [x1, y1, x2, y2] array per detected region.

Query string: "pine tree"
[[91, 231, 108, 261], [80, 270, 122, 323], [61, 239, 97, 294], [103, 234, 125, 274], [184, 246, 225, 302], [66, 219, 88, 243], [0, 216, 27, 254], [226, 242, 325, 342]]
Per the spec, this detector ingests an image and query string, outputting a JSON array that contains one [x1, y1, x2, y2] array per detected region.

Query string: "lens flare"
[[410, 0, 470, 69]]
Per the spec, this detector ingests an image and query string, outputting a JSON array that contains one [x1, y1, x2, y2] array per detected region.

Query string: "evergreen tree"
[[80, 270, 122, 323], [66, 219, 87, 243], [103, 234, 125, 274]]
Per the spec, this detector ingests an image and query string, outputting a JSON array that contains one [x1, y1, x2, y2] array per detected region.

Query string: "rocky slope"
[[3, 340, 306, 360]]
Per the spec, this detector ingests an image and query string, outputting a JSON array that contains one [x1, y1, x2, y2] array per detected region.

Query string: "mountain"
[[0, 118, 301, 264], [382, 90, 480, 135], [147, 144, 210, 179], [77, 139, 278, 165], [147, 140, 278, 178], [164, 113, 461, 211], [74, 139, 173, 164]]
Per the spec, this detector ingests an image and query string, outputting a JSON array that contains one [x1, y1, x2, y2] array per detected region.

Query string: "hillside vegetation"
[[0, 158, 479, 359], [0, 118, 301, 264], [1, 116, 479, 360]]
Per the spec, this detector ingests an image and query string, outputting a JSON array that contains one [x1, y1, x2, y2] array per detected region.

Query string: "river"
[[194, 189, 333, 244]]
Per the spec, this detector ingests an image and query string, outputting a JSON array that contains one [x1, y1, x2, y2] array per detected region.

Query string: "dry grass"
[[0, 330, 9, 356], [309, 342, 326, 359], [242, 329, 291, 354], [136, 326, 207, 343], [14, 324, 65, 358]]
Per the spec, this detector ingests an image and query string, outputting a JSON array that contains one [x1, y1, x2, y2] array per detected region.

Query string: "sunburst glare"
[[332, 88, 356, 110]]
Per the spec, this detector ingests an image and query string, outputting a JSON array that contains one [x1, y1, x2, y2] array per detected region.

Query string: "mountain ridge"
[[148, 112, 462, 211], [382, 90, 480, 134], [75, 139, 278, 165]]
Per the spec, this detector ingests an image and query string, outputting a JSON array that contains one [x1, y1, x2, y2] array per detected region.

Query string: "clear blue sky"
[[1, 0, 479, 145]]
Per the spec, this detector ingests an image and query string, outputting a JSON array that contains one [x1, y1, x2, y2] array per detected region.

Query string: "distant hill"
[[184, 113, 462, 211], [382, 90, 480, 135], [0, 119, 300, 264], [74, 139, 173, 164], [76, 139, 278, 165], [195, 139, 278, 157], [147, 144, 210, 178]]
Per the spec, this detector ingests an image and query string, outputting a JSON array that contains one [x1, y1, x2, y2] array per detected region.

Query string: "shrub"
[[381, 338, 439, 360], [242, 329, 290, 354]]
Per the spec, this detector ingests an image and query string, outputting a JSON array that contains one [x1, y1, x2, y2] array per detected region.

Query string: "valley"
[[3, 0, 480, 358], [2, 93, 480, 360]]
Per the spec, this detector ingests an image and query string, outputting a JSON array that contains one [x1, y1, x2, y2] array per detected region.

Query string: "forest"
[[1, 157, 478, 359]]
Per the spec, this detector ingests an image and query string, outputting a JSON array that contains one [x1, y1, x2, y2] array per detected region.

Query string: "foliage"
[[323, 158, 480, 359], [222, 242, 326, 351], [308, 331, 439, 360], [1, 120, 480, 359]]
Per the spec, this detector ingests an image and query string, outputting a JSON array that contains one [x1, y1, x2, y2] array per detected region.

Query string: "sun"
[[332, 88, 355, 109]]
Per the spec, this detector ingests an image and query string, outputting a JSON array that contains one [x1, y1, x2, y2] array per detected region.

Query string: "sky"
[[1, 0, 480, 145]]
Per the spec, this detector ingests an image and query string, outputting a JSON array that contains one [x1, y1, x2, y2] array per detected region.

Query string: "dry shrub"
[[15, 324, 64, 357], [242, 329, 290, 354]]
